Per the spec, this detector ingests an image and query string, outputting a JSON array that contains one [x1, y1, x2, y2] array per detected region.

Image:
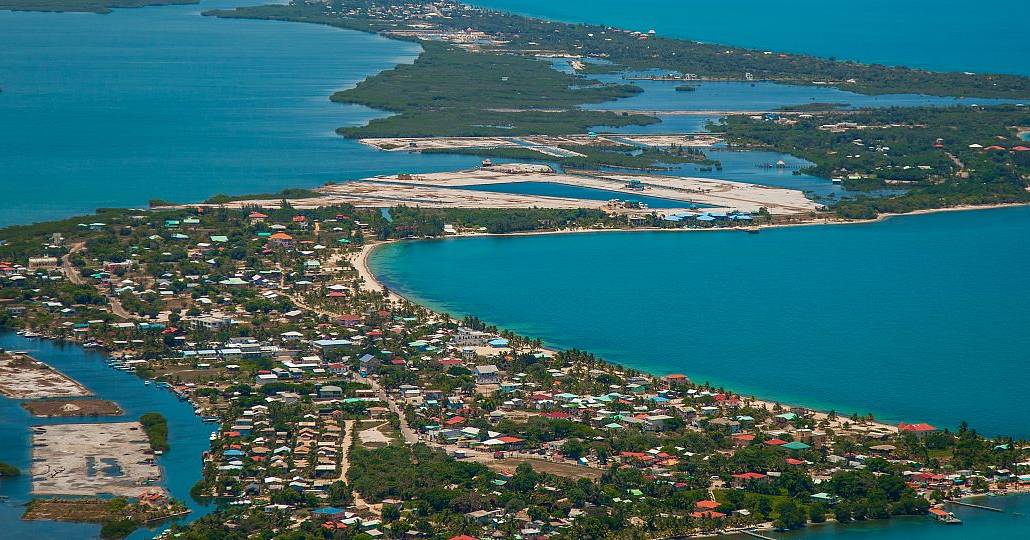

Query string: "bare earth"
[[0, 353, 92, 399], [194, 164, 818, 216], [360, 133, 721, 157], [31, 422, 163, 497], [22, 399, 122, 417]]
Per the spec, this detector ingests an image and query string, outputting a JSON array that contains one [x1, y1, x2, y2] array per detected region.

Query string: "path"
[[338, 419, 354, 482]]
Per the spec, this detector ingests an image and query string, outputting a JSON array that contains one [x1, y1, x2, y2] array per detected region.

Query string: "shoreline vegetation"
[[0, 0, 196, 14], [140, 412, 170, 452]]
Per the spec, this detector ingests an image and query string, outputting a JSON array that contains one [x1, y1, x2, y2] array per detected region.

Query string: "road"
[[61, 242, 86, 285]]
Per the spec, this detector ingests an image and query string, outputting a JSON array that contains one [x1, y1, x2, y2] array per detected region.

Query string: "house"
[[731, 472, 768, 487], [248, 211, 268, 224], [451, 327, 490, 347], [898, 422, 938, 437], [313, 339, 352, 352], [27, 257, 59, 270], [268, 232, 294, 248], [339, 313, 362, 327], [474, 365, 500, 384], [319, 385, 344, 399], [359, 354, 380, 376]]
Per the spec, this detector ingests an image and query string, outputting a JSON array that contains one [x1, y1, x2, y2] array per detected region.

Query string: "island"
[[0, 0, 197, 14]]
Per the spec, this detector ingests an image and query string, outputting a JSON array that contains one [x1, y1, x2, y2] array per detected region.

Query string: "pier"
[[738, 530, 777, 539], [945, 499, 1004, 512]]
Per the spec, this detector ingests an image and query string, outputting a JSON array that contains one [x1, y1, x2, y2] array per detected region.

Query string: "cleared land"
[[22, 399, 122, 417], [0, 353, 92, 399], [361, 133, 721, 157], [31, 422, 163, 497], [198, 164, 818, 215]]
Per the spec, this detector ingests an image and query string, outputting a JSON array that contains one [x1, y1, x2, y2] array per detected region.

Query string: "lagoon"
[[370, 206, 1030, 437]]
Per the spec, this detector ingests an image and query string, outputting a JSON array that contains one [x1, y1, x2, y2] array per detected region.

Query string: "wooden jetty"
[[945, 499, 1004, 512]]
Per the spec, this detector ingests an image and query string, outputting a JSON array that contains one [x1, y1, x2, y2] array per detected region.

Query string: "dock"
[[738, 530, 777, 539], [945, 499, 1004, 512]]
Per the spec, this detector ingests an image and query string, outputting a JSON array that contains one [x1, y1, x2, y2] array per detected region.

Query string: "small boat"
[[144, 380, 152, 386]]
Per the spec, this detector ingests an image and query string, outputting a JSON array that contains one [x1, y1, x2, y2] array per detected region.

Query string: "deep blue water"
[[0, 333, 213, 539], [475, 0, 1030, 76], [371, 206, 1030, 437], [0, 0, 486, 226], [460, 181, 710, 208]]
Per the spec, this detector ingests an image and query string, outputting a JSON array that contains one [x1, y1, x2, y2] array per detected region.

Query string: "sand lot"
[[0, 353, 92, 399], [31, 422, 163, 497]]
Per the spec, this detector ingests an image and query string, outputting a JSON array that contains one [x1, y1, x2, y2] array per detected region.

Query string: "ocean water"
[[778, 492, 1030, 539], [0, 0, 486, 226], [370, 206, 1030, 437], [0, 333, 212, 539], [474, 0, 1030, 76]]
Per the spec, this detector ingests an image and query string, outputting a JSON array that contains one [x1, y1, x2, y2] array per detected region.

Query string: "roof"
[[898, 422, 937, 432], [269, 232, 293, 240]]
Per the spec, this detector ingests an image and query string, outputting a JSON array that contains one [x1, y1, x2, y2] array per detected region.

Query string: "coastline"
[[353, 201, 1030, 434]]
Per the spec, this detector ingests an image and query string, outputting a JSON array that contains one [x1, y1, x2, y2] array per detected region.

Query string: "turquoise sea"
[[0, 333, 212, 539], [370, 206, 1030, 437], [0, 0, 487, 226]]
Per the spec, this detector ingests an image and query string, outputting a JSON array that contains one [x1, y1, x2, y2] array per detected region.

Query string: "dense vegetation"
[[0, 0, 195, 14], [329, 42, 656, 137], [0, 461, 20, 477], [140, 412, 170, 452]]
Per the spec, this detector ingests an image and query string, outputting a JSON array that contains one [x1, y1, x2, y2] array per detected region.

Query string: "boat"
[[144, 380, 152, 386]]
